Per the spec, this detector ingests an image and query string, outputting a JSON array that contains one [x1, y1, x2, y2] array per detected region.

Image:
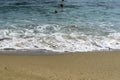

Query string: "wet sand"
[[0, 51, 120, 80]]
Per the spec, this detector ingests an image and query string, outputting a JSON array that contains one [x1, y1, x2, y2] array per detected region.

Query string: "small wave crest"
[[0, 24, 120, 52]]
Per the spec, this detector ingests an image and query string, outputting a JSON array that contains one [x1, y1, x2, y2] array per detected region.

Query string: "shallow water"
[[0, 0, 120, 52]]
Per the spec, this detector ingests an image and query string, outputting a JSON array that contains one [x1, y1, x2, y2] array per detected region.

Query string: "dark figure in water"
[[60, 0, 64, 8], [54, 10, 58, 14], [60, 3, 64, 8]]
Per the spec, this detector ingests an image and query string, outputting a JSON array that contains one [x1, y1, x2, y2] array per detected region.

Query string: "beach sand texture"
[[0, 51, 120, 80]]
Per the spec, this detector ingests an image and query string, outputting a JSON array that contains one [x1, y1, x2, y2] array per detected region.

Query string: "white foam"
[[0, 26, 120, 52]]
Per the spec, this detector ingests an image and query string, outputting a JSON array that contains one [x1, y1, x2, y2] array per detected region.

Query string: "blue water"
[[0, 0, 120, 52]]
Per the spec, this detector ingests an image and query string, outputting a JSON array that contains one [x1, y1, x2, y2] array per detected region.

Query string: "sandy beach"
[[0, 51, 120, 80]]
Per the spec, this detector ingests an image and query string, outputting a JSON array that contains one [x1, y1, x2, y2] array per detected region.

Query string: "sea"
[[0, 0, 120, 53]]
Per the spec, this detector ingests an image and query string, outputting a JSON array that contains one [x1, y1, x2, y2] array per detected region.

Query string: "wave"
[[0, 0, 58, 7], [12, 2, 31, 6], [0, 24, 120, 52]]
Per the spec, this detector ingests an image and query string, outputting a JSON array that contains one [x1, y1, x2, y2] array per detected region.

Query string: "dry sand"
[[0, 51, 120, 80]]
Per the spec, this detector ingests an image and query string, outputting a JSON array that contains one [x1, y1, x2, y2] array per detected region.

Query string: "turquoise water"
[[0, 0, 120, 52]]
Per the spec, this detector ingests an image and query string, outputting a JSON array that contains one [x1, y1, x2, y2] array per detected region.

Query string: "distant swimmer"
[[60, 3, 64, 8], [54, 10, 58, 14], [54, 0, 64, 13], [60, 0, 64, 8], [71, 24, 77, 29]]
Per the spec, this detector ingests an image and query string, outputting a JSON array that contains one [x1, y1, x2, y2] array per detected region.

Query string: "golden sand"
[[0, 51, 120, 80]]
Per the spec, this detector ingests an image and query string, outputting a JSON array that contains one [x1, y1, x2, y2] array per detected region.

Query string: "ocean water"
[[0, 0, 120, 52]]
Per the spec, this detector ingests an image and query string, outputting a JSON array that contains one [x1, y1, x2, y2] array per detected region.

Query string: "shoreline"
[[0, 49, 120, 55]]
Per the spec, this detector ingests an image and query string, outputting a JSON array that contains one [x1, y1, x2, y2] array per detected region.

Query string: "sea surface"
[[0, 0, 120, 52]]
